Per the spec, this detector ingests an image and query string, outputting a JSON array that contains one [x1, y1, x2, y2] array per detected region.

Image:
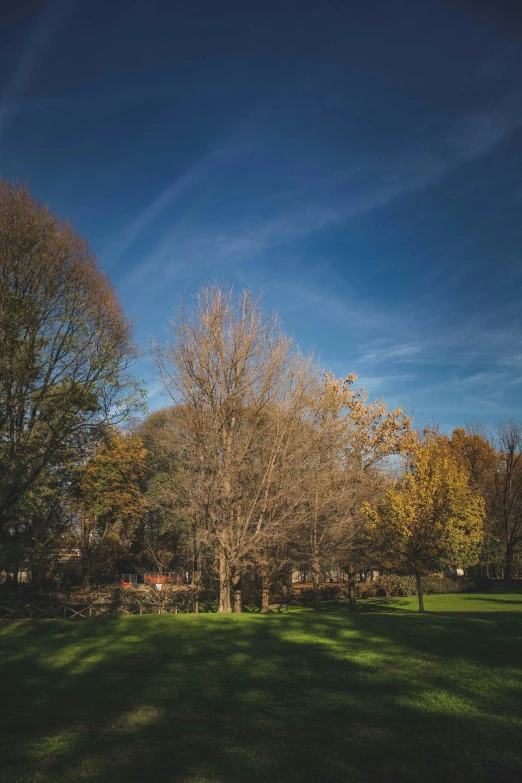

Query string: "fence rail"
[[0, 600, 194, 621]]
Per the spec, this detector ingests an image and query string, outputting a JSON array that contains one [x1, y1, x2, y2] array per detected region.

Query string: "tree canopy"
[[364, 433, 485, 611], [0, 181, 141, 544]]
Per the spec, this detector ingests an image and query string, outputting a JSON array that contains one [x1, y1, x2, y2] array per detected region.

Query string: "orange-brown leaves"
[[80, 432, 149, 534]]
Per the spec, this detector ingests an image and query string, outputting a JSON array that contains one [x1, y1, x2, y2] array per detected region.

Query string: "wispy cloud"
[[145, 381, 170, 410], [354, 374, 415, 393], [498, 353, 522, 369], [104, 123, 259, 267], [112, 94, 522, 427], [452, 369, 522, 410], [355, 342, 422, 365], [120, 94, 522, 288], [0, 1, 71, 156], [354, 321, 522, 415]]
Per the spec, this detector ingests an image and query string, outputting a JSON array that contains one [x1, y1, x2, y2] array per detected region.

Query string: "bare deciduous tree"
[[154, 286, 319, 612], [493, 421, 522, 579], [296, 373, 414, 611]]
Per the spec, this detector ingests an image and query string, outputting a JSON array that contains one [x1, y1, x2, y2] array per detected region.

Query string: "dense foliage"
[[363, 433, 485, 610]]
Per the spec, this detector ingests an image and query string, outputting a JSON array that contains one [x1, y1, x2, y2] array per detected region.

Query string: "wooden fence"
[[0, 600, 195, 621]]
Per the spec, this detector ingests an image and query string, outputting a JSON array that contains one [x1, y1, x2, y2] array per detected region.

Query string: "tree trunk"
[[192, 548, 200, 614], [218, 555, 232, 613], [191, 579, 200, 614], [347, 571, 357, 612], [261, 584, 270, 613], [81, 560, 91, 590], [506, 545, 514, 581], [415, 570, 425, 613], [260, 562, 271, 613], [232, 568, 242, 613], [283, 573, 293, 607], [312, 555, 321, 612]]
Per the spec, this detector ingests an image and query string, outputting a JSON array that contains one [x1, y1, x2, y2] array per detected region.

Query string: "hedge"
[[294, 574, 487, 603]]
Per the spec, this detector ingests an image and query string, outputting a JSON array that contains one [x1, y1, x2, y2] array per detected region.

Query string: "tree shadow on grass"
[[1, 608, 521, 783], [310, 598, 412, 614], [462, 596, 522, 605], [355, 597, 413, 613]]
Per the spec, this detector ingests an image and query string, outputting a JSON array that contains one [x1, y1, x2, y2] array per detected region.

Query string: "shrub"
[[371, 574, 417, 597], [355, 581, 381, 598], [291, 573, 482, 605], [357, 574, 480, 598], [292, 584, 348, 604], [421, 575, 476, 594]]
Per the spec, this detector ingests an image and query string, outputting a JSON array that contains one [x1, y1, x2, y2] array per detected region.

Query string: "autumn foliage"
[[364, 432, 485, 611], [0, 180, 519, 606], [72, 431, 148, 586]]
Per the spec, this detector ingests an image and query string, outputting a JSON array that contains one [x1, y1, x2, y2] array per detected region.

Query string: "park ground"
[[1, 592, 522, 783]]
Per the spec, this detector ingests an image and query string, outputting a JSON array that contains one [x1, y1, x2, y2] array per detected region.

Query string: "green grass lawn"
[[1, 593, 522, 783], [358, 589, 522, 613]]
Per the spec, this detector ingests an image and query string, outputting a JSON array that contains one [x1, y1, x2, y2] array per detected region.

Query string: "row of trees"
[[147, 287, 415, 612], [1, 181, 521, 613]]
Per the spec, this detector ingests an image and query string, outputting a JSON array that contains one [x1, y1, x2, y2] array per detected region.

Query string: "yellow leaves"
[[320, 372, 415, 467], [363, 434, 485, 573], [449, 428, 498, 492]]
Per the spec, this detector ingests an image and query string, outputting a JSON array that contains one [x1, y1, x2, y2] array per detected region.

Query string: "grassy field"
[[1, 593, 522, 783]]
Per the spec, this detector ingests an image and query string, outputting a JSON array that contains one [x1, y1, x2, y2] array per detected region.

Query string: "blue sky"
[[1, 0, 522, 431]]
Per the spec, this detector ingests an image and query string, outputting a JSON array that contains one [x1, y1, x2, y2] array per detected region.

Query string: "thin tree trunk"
[[283, 573, 292, 606], [81, 559, 91, 590], [415, 570, 425, 613], [506, 545, 514, 581], [192, 544, 200, 613], [192, 574, 200, 614], [347, 570, 357, 612], [218, 555, 232, 613], [312, 554, 321, 612], [232, 568, 242, 613]]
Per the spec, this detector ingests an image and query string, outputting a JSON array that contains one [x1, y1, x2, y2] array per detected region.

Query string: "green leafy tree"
[[0, 464, 71, 586], [136, 407, 190, 581], [0, 181, 141, 548], [71, 431, 148, 587]]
